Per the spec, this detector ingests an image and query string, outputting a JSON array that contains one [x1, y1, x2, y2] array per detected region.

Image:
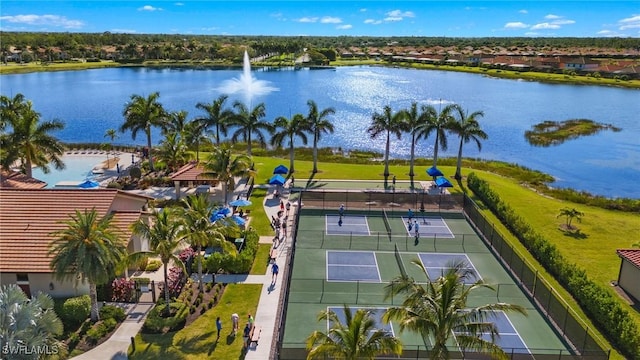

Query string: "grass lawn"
[[0, 60, 120, 74], [129, 284, 262, 360], [246, 187, 274, 235], [250, 244, 272, 275]]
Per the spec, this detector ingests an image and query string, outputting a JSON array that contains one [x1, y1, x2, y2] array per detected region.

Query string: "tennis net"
[[382, 208, 392, 240], [394, 244, 408, 277]]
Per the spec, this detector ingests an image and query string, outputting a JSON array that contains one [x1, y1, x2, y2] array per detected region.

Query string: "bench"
[[249, 325, 262, 347]]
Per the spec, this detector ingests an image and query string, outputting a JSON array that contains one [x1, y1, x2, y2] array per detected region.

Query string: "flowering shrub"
[[111, 278, 135, 302], [166, 267, 186, 299], [178, 248, 196, 274]]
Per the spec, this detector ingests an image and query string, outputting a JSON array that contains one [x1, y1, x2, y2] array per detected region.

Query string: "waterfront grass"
[[129, 283, 261, 360], [0, 60, 120, 74], [524, 119, 621, 147]]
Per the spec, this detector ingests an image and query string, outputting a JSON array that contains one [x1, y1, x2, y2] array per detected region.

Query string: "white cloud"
[[386, 10, 415, 18], [111, 28, 137, 33], [544, 14, 561, 19], [384, 16, 403, 22], [519, 9, 528, 14], [138, 5, 162, 11], [364, 19, 382, 25], [552, 19, 575, 25], [0, 14, 84, 28], [321, 16, 342, 24], [296, 17, 318, 23], [531, 22, 560, 30], [596, 29, 629, 37], [504, 22, 528, 29], [174, 2, 184, 5], [618, 14, 640, 30], [360, 8, 367, 12], [337, 24, 352, 30]]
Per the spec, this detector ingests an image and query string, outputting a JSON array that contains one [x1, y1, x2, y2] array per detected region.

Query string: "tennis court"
[[401, 216, 455, 238], [281, 207, 572, 359]]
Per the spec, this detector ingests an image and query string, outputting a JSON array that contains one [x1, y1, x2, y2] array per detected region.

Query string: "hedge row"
[[467, 172, 639, 359], [204, 228, 260, 274], [142, 302, 188, 333]]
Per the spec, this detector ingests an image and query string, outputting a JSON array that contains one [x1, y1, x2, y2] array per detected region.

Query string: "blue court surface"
[[326, 250, 380, 282], [327, 306, 394, 336], [455, 311, 530, 354], [418, 253, 481, 284], [326, 214, 370, 235], [401, 216, 454, 238]]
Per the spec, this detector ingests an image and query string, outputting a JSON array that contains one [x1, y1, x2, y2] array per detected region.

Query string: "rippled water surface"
[[2, 66, 639, 198]]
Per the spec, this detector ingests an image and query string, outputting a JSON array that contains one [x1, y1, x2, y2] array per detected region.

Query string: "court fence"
[[274, 190, 610, 360]]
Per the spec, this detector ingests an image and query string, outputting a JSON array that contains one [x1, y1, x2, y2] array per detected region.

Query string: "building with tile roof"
[[0, 188, 151, 297], [616, 249, 640, 302], [0, 170, 47, 189]]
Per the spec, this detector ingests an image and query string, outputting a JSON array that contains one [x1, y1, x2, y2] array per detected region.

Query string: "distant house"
[[0, 189, 151, 298], [616, 249, 640, 302]]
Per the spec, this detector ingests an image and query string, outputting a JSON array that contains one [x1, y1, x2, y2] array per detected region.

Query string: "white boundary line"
[[452, 310, 532, 355], [401, 216, 455, 238], [325, 250, 381, 282], [325, 214, 371, 236], [417, 252, 484, 282]]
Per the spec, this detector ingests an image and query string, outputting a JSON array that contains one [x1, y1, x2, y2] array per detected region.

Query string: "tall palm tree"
[[104, 128, 118, 163], [367, 105, 408, 178], [425, 103, 457, 168], [130, 208, 186, 315], [121, 92, 167, 171], [229, 101, 272, 156], [305, 100, 335, 173], [180, 194, 237, 293], [0, 100, 65, 178], [447, 104, 487, 180], [202, 145, 254, 206], [405, 102, 437, 187], [162, 110, 189, 135], [49, 209, 128, 322], [156, 132, 192, 172], [0, 284, 66, 359], [306, 304, 403, 360], [271, 113, 308, 174], [0, 93, 28, 132], [557, 207, 584, 230], [183, 120, 208, 162], [195, 95, 234, 146], [383, 261, 527, 360]]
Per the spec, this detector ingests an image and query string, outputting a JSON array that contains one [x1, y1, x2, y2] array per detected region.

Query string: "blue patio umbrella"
[[217, 207, 231, 215], [78, 179, 99, 189], [273, 164, 288, 174], [268, 174, 286, 186], [435, 176, 453, 188], [210, 213, 226, 222], [231, 215, 246, 226], [426, 166, 444, 177], [229, 199, 252, 207]]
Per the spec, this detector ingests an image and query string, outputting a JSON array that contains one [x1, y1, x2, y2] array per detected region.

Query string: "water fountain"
[[217, 51, 278, 105]]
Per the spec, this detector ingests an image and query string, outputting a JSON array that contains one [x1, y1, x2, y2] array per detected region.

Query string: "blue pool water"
[[31, 155, 107, 188]]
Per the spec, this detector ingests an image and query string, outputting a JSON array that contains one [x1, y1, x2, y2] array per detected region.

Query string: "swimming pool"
[[32, 155, 107, 188]]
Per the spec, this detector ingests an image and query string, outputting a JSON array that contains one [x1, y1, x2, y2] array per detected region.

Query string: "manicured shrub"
[[111, 278, 135, 303], [59, 295, 91, 328], [145, 259, 162, 272], [99, 305, 126, 322], [85, 322, 108, 345], [142, 302, 188, 334]]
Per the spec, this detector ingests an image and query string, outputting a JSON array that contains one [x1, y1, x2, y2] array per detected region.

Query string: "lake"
[[1, 66, 639, 198]]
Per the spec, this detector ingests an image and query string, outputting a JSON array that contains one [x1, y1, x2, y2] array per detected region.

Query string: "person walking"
[[280, 200, 285, 212], [216, 317, 222, 340], [271, 262, 280, 283], [414, 220, 420, 240], [407, 219, 413, 232], [231, 313, 239, 335], [407, 208, 414, 221], [339, 204, 345, 216], [243, 322, 251, 348], [285, 201, 291, 215]]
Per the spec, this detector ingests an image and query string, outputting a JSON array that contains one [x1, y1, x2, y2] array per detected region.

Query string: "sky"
[[1, 1, 639, 38]]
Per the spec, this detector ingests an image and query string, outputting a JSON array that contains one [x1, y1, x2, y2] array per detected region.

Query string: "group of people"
[[407, 208, 420, 240], [216, 313, 256, 348]]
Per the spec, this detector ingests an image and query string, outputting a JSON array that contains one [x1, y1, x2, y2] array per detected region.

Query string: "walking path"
[[71, 183, 294, 360]]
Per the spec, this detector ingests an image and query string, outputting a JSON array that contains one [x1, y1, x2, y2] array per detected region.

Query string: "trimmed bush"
[[59, 295, 91, 329], [145, 259, 162, 272], [204, 228, 259, 274], [142, 302, 188, 334], [85, 322, 108, 345], [99, 305, 126, 322]]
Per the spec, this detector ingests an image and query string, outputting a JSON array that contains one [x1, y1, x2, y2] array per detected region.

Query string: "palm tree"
[[305, 100, 335, 173], [121, 92, 167, 171], [104, 128, 118, 163], [425, 103, 457, 168], [271, 113, 308, 174], [162, 110, 189, 135], [156, 132, 192, 172], [383, 261, 527, 360], [180, 194, 238, 293], [405, 102, 437, 187], [306, 304, 402, 360], [229, 101, 272, 156], [557, 207, 584, 230], [0, 100, 65, 178], [0, 93, 28, 132], [49, 209, 128, 322], [0, 284, 66, 358], [447, 104, 487, 180], [202, 145, 254, 206], [183, 120, 208, 162], [367, 105, 408, 178], [195, 95, 234, 146], [130, 208, 186, 315]]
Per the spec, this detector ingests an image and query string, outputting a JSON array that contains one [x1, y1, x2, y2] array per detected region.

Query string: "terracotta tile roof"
[[0, 170, 47, 189], [171, 161, 215, 182], [0, 189, 147, 273], [617, 249, 640, 270]]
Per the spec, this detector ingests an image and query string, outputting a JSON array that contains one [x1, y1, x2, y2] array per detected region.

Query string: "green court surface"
[[281, 208, 571, 358]]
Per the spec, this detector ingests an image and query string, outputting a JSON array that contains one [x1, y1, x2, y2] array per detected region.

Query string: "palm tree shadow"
[[305, 172, 316, 189], [561, 228, 589, 240]]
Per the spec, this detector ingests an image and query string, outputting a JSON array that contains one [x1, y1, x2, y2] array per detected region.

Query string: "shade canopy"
[[229, 199, 252, 207], [210, 213, 226, 222], [435, 176, 453, 188], [217, 207, 231, 215], [426, 166, 444, 177], [231, 215, 246, 226], [78, 180, 99, 189], [268, 174, 286, 186], [273, 165, 289, 174]]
